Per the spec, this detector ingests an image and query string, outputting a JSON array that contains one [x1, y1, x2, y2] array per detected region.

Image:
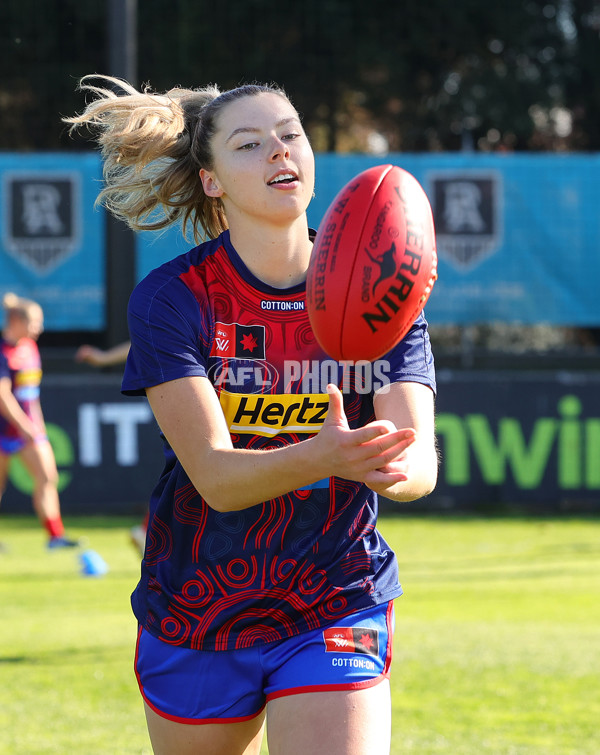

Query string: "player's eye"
[[238, 142, 259, 151], [282, 132, 300, 141]]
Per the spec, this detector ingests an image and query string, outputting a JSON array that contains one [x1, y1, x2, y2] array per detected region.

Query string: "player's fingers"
[[364, 467, 409, 485], [324, 384, 347, 426], [374, 458, 410, 475], [356, 426, 416, 450], [356, 433, 416, 473], [348, 420, 398, 446]]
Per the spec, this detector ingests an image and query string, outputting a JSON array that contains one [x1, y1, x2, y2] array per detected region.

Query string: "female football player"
[[0, 293, 78, 548], [66, 77, 438, 755]]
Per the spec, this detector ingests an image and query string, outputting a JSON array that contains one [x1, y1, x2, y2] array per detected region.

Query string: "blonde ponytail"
[[66, 76, 293, 241], [2, 292, 20, 311], [65, 75, 227, 240]]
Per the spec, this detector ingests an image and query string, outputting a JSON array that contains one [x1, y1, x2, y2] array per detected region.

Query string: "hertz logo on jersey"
[[219, 390, 329, 438], [14, 368, 42, 386]]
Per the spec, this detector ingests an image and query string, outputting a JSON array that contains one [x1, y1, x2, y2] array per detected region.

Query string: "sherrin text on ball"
[[306, 164, 438, 361]]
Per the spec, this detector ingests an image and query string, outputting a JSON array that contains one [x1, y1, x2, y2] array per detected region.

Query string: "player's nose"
[[268, 136, 290, 161]]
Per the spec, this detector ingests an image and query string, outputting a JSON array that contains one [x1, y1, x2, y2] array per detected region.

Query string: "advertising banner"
[[135, 153, 600, 326], [3, 152, 599, 329], [0, 153, 105, 330], [1, 371, 599, 515], [0, 376, 162, 515], [433, 370, 600, 510], [309, 153, 600, 326]]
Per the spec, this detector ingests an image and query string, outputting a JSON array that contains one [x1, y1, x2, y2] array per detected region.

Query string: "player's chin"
[[271, 183, 312, 207], [268, 205, 311, 229]]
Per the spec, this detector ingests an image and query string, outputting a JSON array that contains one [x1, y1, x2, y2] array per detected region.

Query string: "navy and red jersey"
[[0, 338, 42, 444], [123, 230, 436, 651]]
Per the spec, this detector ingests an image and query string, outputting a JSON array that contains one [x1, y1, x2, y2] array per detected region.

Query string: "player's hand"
[[17, 420, 39, 445], [75, 345, 104, 365], [314, 384, 416, 485]]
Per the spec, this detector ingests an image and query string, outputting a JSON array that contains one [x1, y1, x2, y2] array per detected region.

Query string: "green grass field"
[[0, 513, 598, 754]]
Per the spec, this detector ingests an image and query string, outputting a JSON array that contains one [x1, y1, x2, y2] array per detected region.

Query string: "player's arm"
[[370, 380, 438, 502], [0, 376, 38, 442], [146, 376, 416, 512], [75, 341, 130, 366]]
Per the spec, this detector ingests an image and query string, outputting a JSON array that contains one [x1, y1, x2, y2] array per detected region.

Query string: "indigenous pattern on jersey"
[[0, 338, 42, 446], [123, 230, 436, 651]]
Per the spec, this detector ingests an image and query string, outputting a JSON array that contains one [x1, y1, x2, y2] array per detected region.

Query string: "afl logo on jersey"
[[208, 360, 279, 393]]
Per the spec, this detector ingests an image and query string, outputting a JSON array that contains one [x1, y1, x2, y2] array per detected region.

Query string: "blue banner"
[[308, 153, 600, 326], [136, 152, 600, 326], [0, 153, 105, 330], [4, 152, 598, 330], [136, 227, 190, 282]]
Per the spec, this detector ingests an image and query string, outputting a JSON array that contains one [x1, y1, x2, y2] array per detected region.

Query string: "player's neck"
[[229, 216, 313, 289]]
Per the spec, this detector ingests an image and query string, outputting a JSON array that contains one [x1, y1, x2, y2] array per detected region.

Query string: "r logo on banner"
[[427, 171, 503, 270], [2, 171, 81, 275]]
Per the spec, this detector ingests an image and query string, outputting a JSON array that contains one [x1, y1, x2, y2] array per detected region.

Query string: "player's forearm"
[[193, 436, 327, 511], [370, 441, 439, 502], [376, 472, 437, 503], [98, 343, 130, 365], [148, 378, 417, 511]]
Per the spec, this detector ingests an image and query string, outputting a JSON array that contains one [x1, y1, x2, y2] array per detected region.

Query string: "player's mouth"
[[267, 170, 299, 187]]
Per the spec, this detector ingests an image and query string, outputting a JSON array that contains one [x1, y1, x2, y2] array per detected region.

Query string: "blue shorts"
[[0, 434, 47, 455], [135, 601, 394, 724], [0, 436, 26, 455]]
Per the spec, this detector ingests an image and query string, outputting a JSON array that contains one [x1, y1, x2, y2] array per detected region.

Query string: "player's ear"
[[200, 169, 223, 198]]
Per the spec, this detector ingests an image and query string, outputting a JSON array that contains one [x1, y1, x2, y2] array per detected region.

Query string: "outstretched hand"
[[314, 384, 416, 488]]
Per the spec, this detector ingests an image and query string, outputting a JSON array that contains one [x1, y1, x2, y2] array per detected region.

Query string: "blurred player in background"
[[67, 76, 438, 755], [74, 339, 148, 555], [0, 293, 79, 548]]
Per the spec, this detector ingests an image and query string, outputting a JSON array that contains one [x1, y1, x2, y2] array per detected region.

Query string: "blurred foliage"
[[1, 0, 599, 152]]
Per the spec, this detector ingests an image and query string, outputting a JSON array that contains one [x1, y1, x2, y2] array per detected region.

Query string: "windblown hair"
[[64, 75, 291, 241], [2, 292, 42, 323]]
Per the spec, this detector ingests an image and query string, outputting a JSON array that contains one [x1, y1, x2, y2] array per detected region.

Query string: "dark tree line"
[[1, 0, 599, 153]]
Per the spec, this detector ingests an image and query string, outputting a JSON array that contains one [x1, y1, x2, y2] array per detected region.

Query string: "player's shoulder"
[[139, 237, 220, 288], [130, 236, 225, 309]]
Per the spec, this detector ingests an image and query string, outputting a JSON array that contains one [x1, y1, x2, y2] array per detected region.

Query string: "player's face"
[[201, 92, 315, 228]]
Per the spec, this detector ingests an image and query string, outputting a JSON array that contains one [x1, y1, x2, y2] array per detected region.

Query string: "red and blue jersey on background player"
[[122, 230, 436, 652], [0, 337, 43, 453]]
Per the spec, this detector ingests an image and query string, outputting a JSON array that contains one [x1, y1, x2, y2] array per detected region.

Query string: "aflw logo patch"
[[210, 322, 266, 360], [219, 390, 328, 438], [323, 627, 379, 656]]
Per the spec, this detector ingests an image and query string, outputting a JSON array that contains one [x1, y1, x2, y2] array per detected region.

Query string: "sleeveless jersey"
[[122, 230, 436, 651]]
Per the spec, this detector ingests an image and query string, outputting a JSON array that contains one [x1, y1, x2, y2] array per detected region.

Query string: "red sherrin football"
[[306, 164, 438, 361]]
